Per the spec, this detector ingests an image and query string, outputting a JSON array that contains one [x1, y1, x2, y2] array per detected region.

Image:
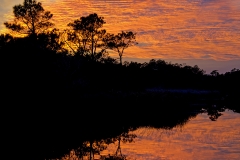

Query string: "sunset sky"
[[1, 0, 240, 73]]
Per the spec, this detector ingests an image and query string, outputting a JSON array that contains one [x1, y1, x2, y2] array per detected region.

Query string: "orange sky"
[[1, 0, 240, 73]]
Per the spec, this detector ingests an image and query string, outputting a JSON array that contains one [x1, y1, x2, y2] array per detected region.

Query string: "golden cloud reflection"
[[101, 110, 240, 160], [1, 0, 240, 68]]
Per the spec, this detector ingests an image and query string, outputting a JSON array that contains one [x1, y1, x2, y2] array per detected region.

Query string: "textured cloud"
[[1, 0, 240, 71], [0, 0, 23, 32]]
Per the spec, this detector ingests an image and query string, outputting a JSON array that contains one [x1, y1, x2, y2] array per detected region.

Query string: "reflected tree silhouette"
[[201, 105, 225, 121], [114, 132, 137, 156], [67, 139, 111, 160], [60, 129, 137, 160]]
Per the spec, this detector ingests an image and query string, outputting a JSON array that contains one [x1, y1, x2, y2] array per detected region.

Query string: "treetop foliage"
[[106, 31, 137, 64], [4, 0, 53, 37], [66, 13, 108, 60], [68, 13, 105, 32]]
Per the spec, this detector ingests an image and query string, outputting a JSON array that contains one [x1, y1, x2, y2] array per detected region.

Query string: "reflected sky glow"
[[102, 110, 240, 160], [1, 0, 240, 73]]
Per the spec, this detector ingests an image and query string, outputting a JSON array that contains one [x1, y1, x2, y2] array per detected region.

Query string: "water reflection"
[[102, 110, 240, 160], [57, 109, 240, 160], [201, 104, 226, 121], [61, 132, 137, 160], [51, 102, 201, 160]]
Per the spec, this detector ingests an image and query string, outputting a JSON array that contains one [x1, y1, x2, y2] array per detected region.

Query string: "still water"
[[101, 110, 240, 160]]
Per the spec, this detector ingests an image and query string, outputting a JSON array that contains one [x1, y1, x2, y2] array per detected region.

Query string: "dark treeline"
[[1, 32, 239, 103], [1, 0, 240, 159], [1, 0, 239, 96]]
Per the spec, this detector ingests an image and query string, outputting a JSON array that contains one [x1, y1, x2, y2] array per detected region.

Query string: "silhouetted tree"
[[37, 28, 65, 52], [114, 132, 136, 156], [107, 31, 137, 65], [67, 13, 107, 60], [0, 34, 15, 51], [72, 140, 110, 160], [210, 70, 219, 76], [201, 105, 225, 121], [4, 0, 53, 38]]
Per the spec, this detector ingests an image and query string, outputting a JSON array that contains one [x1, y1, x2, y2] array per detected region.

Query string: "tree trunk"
[[89, 141, 94, 160], [91, 32, 94, 60], [115, 138, 122, 156], [119, 55, 122, 65]]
